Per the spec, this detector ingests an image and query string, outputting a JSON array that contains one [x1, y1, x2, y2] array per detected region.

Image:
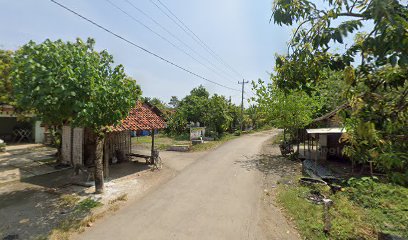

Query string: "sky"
[[0, 0, 291, 106]]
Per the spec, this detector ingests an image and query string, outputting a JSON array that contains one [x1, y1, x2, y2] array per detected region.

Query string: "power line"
[[153, 0, 245, 79], [123, 0, 238, 84], [50, 0, 240, 92], [238, 80, 249, 130], [105, 0, 237, 87]]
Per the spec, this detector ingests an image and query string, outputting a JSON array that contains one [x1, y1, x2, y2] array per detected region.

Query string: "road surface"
[[77, 130, 297, 240]]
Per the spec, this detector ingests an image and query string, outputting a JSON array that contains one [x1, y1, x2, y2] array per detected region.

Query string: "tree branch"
[[338, 12, 365, 18]]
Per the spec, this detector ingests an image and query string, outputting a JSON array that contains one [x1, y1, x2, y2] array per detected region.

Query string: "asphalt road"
[[78, 130, 288, 240]]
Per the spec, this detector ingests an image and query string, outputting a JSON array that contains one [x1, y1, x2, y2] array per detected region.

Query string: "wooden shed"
[[61, 101, 166, 176]]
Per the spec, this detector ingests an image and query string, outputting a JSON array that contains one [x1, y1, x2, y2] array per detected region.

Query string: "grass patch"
[[345, 177, 408, 237], [76, 198, 103, 212], [276, 182, 376, 239], [49, 196, 103, 239], [133, 129, 272, 152], [59, 194, 80, 208], [132, 134, 189, 150], [276, 176, 408, 239], [190, 133, 238, 152]]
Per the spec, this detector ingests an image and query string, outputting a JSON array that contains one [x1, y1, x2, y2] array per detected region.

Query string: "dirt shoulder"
[[0, 148, 206, 240], [258, 135, 302, 240]]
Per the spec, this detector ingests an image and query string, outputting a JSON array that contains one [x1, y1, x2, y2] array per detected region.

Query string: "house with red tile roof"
[[112, 101, 166, 132], [61, 101, 167, 176]]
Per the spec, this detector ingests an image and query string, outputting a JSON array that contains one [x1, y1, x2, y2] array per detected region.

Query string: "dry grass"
[[108, 193, 128, 205]]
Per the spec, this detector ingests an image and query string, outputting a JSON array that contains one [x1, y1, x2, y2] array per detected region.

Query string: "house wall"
[[62, 126, 85, 166], [72, 128, 84, 166], [34, 121, 45, 143], [61, 126, 72, 165], [105, 131, 131, 163]]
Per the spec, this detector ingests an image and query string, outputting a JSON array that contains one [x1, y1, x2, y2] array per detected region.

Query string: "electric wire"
[[153, 0, 245, 79], [105, 0, 237, 86], [49, 0, 241, 92], [123, 0, 239, 84]]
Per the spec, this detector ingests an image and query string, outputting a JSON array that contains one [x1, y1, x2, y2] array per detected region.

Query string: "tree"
[[165, 85, 241, 137], [271, 0, 408, 184], [252, 79, 322, 140], [245, 105, 266, 130], [0, 50, 14, 105], [168, 96, 180, 108], [13, 38, 141, 193], [207, 94, 232, 134], [179, 85, 210, 125], [144, 97, 166, 111]]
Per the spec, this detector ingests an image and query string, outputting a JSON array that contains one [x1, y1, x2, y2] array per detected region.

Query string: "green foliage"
[[12, 38, 141, 130], [0, 49, 14, 105], [144, 97, 167, 111], [270, 0, 408, 184], [168, 96, 180, 108], [76, 198, 102, 212], [244, 104, 269, 130], [251, 78, 322, 138], [166, 85, 238, 135], [207, 94, 232, 134], [314, 69, 349, 114], [276, 184, 375, 240], [345, 177, 408, 237]]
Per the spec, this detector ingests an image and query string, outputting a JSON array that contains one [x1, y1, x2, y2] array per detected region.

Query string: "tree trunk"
[[94, 133, 105, 194]]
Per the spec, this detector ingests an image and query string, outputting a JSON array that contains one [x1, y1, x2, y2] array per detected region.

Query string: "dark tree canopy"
[[0, 50, 14, 105]]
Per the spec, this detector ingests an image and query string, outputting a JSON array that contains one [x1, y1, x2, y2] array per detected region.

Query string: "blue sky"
[[0, 0, 291, 105]]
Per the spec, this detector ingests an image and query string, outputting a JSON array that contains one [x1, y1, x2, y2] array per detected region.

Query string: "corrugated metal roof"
[[112, 101, 166, 131], [306, 128, 346, 134]]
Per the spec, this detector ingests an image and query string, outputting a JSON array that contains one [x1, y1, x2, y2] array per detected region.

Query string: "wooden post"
[[315, 134, 319, 174], [151, 129, 155, 164], [296, 129, 300, 154], [323, 199, 333, 235], [303, 131, 306, 157]]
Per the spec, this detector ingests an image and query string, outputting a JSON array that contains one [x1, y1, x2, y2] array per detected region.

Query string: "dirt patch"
[[258, 137, 302, 240]]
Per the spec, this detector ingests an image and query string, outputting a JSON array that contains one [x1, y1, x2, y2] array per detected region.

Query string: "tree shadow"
[[0, 160, 151, 239], [234, 145, 301, 178], [0, 185, 89, 239]]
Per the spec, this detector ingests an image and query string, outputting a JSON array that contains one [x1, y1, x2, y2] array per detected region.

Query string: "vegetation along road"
[[77, 130, 298, 240]]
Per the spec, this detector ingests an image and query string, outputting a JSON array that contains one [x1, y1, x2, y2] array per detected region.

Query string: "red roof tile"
[[112, 101, 166, 131]]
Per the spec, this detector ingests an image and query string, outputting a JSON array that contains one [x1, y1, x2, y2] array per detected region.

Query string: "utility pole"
[[238, 80, 249, 131]]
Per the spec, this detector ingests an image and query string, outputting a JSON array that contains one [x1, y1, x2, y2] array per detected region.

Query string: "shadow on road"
[[234, 144, 301, 178]]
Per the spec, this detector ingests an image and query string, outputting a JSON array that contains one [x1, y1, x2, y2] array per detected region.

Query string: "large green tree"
[[271, 0, 408, 183], [252, 79, 323, 140], [0, 50, 14, 105], [166, 85, 239, 136], [207, 94, 233, 134], [13, 38, 141, 192]]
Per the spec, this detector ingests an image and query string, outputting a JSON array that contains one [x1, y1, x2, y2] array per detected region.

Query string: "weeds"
[[276, 176, 408, 239], [76, 198, 103, 212], [276, 182, 376, 239], [108, 193, 128, 205]]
